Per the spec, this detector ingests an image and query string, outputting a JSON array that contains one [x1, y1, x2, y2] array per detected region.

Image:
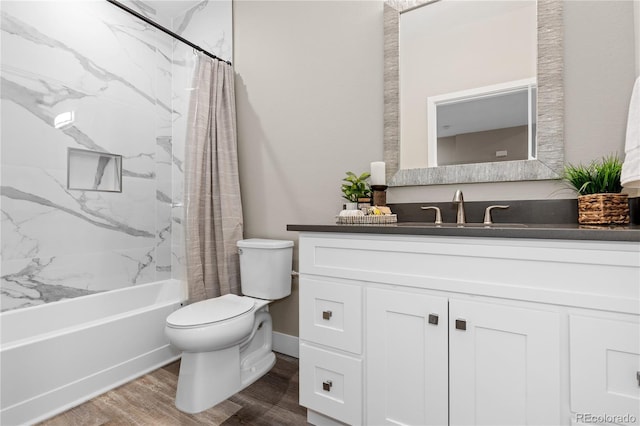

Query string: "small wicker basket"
[[577, 193, 630, 225]]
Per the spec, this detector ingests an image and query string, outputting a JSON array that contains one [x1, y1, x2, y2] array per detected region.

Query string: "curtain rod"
[[105, 0, 232, 66]]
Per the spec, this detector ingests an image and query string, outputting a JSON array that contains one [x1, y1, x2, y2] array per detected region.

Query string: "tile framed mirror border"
[[383, 0, 565, 186]]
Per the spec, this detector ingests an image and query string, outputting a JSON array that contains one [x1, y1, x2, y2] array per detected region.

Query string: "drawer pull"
[[322, 380, 333, 392], [428, 314, 439, 325], [637, 371, 640, 387], [455, 319, 467, 330], [322, 310, 333, 320]]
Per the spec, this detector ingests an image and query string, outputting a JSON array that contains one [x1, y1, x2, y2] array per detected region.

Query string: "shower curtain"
[[184, 54, 243, 303]]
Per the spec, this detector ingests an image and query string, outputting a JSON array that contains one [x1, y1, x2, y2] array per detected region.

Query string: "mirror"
[[384, 0, 564, 186]]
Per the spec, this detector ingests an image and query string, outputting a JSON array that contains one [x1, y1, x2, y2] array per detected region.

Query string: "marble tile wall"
[[0, 0, 232, 312]]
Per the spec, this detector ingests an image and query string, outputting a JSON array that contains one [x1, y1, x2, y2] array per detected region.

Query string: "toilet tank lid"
[[237, 238, 293, 249]]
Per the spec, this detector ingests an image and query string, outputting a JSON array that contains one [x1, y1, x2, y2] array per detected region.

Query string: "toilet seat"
[[166, 294, 255, 329]]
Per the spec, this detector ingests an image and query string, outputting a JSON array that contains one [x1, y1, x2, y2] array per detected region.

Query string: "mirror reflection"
[[399, 0, 537, 169], [430, 80, 537, 166]]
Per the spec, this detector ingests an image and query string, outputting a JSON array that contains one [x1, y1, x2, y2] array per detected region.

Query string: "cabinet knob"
[[322, 310, 333, 320], [322, 380, 333, 392], [428, 314, 439, 325], [455, 319, 467, 330]]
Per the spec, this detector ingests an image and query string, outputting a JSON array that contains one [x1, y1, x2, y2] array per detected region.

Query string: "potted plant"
[[562, 155, 629, 224], [341, 171, 372, 210]]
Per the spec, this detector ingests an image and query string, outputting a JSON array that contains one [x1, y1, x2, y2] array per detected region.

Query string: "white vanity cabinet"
[[297, 232, 640, 426], [366, 289, 560, 426]]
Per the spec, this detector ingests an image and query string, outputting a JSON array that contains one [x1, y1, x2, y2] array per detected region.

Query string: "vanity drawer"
[[300, 277, 362, 354], [299, 343, 362, 426]]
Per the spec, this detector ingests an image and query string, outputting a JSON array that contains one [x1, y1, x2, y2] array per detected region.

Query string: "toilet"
[[165, 238, 293, 414]]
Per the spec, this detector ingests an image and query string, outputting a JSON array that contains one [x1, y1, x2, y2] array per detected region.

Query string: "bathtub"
[[0, 279, 186, 425]]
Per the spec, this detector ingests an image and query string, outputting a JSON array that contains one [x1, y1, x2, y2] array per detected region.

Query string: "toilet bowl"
[[165, 294, 257, 352], [165, 238, 293, 414]]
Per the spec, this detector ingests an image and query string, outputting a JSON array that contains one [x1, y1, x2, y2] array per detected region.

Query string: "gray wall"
[[233, 1, 636, 337], [234, 1, 384, 336]]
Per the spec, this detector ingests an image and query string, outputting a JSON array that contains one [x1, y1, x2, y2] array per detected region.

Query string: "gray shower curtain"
[[184, 54, 243, 303]]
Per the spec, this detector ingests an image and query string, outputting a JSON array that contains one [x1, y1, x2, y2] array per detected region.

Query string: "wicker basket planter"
[[577, 193, 630, 225]]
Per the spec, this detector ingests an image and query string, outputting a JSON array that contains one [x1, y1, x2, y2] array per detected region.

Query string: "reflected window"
[[427, 79, 537, 167]]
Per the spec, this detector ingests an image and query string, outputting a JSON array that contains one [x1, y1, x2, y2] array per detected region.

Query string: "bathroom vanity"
[[288, 223, 640, 426]]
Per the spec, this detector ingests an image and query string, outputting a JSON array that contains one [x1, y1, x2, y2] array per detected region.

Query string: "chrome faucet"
[[453, 190, 465, 224]]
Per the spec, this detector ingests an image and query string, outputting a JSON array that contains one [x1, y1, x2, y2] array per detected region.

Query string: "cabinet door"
[[366, 287, 448, 426], [570, 315, 640, 423], [449, 299, 561, 426]]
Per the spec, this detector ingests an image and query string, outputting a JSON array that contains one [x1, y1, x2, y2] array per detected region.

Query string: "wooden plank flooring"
[[39, 353, 308, 426]]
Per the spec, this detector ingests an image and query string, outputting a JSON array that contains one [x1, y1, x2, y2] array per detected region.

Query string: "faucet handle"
[[483, 205, 510, 225], [421, 206, 443, 224]]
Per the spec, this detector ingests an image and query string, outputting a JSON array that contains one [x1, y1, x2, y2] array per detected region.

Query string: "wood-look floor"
[[39, 353, 308, 426]]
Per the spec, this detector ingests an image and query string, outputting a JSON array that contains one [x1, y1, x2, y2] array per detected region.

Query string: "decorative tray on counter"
[[336, 214, 398, 224]]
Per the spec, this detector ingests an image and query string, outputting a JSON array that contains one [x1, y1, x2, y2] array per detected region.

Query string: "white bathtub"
[[0, 279, 186, 425]]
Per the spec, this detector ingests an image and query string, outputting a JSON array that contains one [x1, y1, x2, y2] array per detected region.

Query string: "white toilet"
[[165, 238, 293, 414]]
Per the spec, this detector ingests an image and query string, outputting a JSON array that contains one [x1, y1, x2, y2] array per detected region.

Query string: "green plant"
[[341, 171, 371, 202], [562, 154, 623, 195]]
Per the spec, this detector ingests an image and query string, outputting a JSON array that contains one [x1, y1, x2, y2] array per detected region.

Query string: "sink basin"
[[396, 222, 529, 228]]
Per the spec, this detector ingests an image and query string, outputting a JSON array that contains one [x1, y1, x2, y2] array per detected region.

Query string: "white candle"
[[370, 161, 386, 186]]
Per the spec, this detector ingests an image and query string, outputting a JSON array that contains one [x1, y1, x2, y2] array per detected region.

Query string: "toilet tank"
[[237, 239, 294, 300]]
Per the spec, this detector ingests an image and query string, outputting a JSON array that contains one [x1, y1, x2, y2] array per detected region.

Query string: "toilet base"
[[241, 350, 276, 388], [173, 309, 276, 414], [175, 347, 241, 414]]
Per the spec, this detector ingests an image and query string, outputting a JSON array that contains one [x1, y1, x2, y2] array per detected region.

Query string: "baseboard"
[[272, 331, 299, 358]]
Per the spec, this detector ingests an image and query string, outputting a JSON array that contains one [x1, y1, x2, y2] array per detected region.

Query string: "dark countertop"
[[287, 222, 640, 242], [288, 198, 640, 242]]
